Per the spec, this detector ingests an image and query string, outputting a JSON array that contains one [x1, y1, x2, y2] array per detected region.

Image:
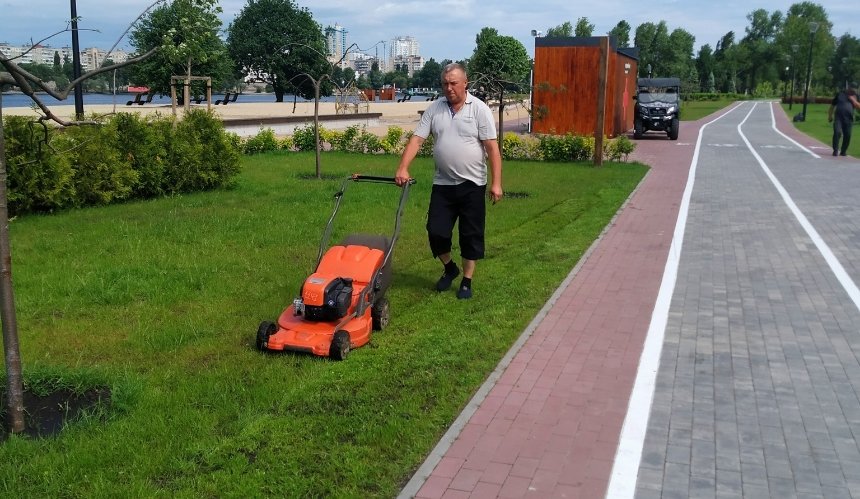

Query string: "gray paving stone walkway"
[[635, 102, 860, 499]]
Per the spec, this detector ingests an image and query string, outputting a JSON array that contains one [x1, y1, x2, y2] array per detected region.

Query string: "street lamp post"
[[528, 30, 542, 134], [789, 44, 799, 110], [800, 21, 819, 122], [70, 0, 84, 119]]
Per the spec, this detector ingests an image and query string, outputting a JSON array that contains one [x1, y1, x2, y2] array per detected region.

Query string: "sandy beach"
[[2, 97, 531, 137]]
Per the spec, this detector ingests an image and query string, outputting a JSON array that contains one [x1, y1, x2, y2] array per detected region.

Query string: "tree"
[[776, 2, 835, 98], [696, 44, 715, 92], [609, 20, 632, 47], [413, 58, 443, 89], [739, 9, 783, 92], [546, 21, 573, 38], [469, 29, 530, 154], [574, 17, 595, 37], [635, 21, 671, 77], [226, 0, 328, 102], [0, 8, 160, 435], [831, 34, 860, 90], [129, 0, 231, 107]]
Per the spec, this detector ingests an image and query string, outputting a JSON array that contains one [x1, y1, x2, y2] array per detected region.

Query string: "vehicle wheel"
[[372, 297, 390, 331], [341, 233, 393, 294], [633, 118, 643, 139], [329, 330, 351, 360], [668, 118, 679, 140], [256, 321, 277, 351]]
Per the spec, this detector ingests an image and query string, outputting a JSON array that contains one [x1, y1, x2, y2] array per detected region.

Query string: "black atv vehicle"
[[633, 77, 681, 140]]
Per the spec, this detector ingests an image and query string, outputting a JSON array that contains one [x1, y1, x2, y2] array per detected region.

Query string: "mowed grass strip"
[[1, 151, 646, 497]]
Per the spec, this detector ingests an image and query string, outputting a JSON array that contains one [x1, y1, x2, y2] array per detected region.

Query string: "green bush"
[[243, 128, 280, 155], [604, 135, 636, 162], [63, 121, 138, 206], [111, 112, 169, 198], [380, 126, 405, 155], [3, 116, 75, 214], [292, 124, 318, 152], [501, 132, 542, 161], [2, 110, 242, 215]]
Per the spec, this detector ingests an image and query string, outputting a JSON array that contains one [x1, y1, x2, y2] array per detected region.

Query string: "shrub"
[[292, 124, 318, 152], [169, 109, 241, 192], [243, 128, 280, 155], [3, 116, 75, 214], [501, 132, 542, 161], [380, 126, 405, 155], [604, 135, 636, 162], [63, 121, 138, 206], [2, 109, 242, 215], [111, 112, 169, 198]]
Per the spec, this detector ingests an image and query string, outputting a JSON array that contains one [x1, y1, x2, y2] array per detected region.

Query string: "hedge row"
[[3, 110, 241, 215], [240, 124, 636, 162]]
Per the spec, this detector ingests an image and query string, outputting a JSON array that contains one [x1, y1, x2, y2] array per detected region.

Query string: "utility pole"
[[70, 0, 84, 119]]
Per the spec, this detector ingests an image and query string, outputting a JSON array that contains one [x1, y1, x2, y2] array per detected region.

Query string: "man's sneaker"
[[457, 285, 473, 300], [435, 267, 460, 291], [840, 151, 848, 156]]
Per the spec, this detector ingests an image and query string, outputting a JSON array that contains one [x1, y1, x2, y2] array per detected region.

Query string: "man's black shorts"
[[426, 181, 486, 260]]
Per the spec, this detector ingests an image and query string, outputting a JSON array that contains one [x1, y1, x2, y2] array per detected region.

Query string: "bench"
[[126, 92, 153, 106], [191, 95, 207, 104], [215, 92, 239, 105]]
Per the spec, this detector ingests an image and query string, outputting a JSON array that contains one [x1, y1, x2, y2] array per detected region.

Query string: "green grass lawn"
[[780, 102, 860, 157], [682, 99, 737, 121], [0, 151, 647, 497]]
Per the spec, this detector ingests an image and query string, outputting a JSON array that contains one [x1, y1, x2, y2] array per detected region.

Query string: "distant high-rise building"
[[389, 36, 423, 76], [389, 36, 419, 63], [324, 24, 349, 68]]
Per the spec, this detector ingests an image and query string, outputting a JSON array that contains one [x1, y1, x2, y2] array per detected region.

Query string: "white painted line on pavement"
[[605, 101, 748, 499], [740, 103, 860, 312], [768, 101, 821, 158]]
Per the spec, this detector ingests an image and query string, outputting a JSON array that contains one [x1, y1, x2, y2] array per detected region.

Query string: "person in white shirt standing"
[[395, 63, 503, 299]]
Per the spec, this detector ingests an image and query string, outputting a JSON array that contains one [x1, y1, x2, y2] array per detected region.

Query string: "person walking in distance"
[[394, 63, 503, 299], [828, 81, 860, 157]]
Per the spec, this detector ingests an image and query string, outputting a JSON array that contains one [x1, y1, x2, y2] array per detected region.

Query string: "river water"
[[0, 92, 360, 108]]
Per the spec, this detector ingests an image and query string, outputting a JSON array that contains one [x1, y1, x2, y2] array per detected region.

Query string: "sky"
[[0, 0, 856, 62]]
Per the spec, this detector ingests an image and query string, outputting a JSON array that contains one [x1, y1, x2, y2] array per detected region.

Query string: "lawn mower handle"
[[315, 174, 415, 271], [350, 174, 416, 186]]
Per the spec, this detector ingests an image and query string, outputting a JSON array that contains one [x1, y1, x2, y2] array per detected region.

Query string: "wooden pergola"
[[170, 75, 212, 114]]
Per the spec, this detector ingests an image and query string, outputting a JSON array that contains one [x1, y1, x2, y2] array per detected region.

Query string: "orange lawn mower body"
[[256, 175, 414, 360]]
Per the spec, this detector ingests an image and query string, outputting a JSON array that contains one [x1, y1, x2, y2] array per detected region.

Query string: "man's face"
[[441, 69, 468, 106]]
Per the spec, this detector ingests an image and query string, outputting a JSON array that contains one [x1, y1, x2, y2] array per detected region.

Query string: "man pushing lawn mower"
[[394, 63, 503, 300]]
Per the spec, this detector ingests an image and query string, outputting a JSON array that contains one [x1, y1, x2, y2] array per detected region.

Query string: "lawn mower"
[[255, 174, 415, 360]]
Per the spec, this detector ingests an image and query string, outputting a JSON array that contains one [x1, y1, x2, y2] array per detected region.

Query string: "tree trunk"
[[497, 88, 505, 158], [314, 80, 322, 179], [0, 93, 25, 434], [184, 57, 192, 112], [292, 93, 297, 114]]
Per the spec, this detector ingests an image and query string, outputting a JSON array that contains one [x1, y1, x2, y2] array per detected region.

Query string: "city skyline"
[[0, 0, 855, 64]]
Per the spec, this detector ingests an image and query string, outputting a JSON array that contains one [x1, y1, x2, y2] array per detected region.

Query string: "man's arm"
[[483, 139, 503, 203], [395, 135, 425, 186], [850, 94, 860, 110]]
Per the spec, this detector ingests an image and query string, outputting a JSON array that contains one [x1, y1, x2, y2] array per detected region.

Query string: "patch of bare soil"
[[1, 387, 110, 439]]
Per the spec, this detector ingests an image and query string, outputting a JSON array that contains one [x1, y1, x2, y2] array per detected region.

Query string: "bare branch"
[[100, 0, 168, 68]]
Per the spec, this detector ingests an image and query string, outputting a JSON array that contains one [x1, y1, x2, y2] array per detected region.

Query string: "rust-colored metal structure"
[[531, 36, 639, 138]]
